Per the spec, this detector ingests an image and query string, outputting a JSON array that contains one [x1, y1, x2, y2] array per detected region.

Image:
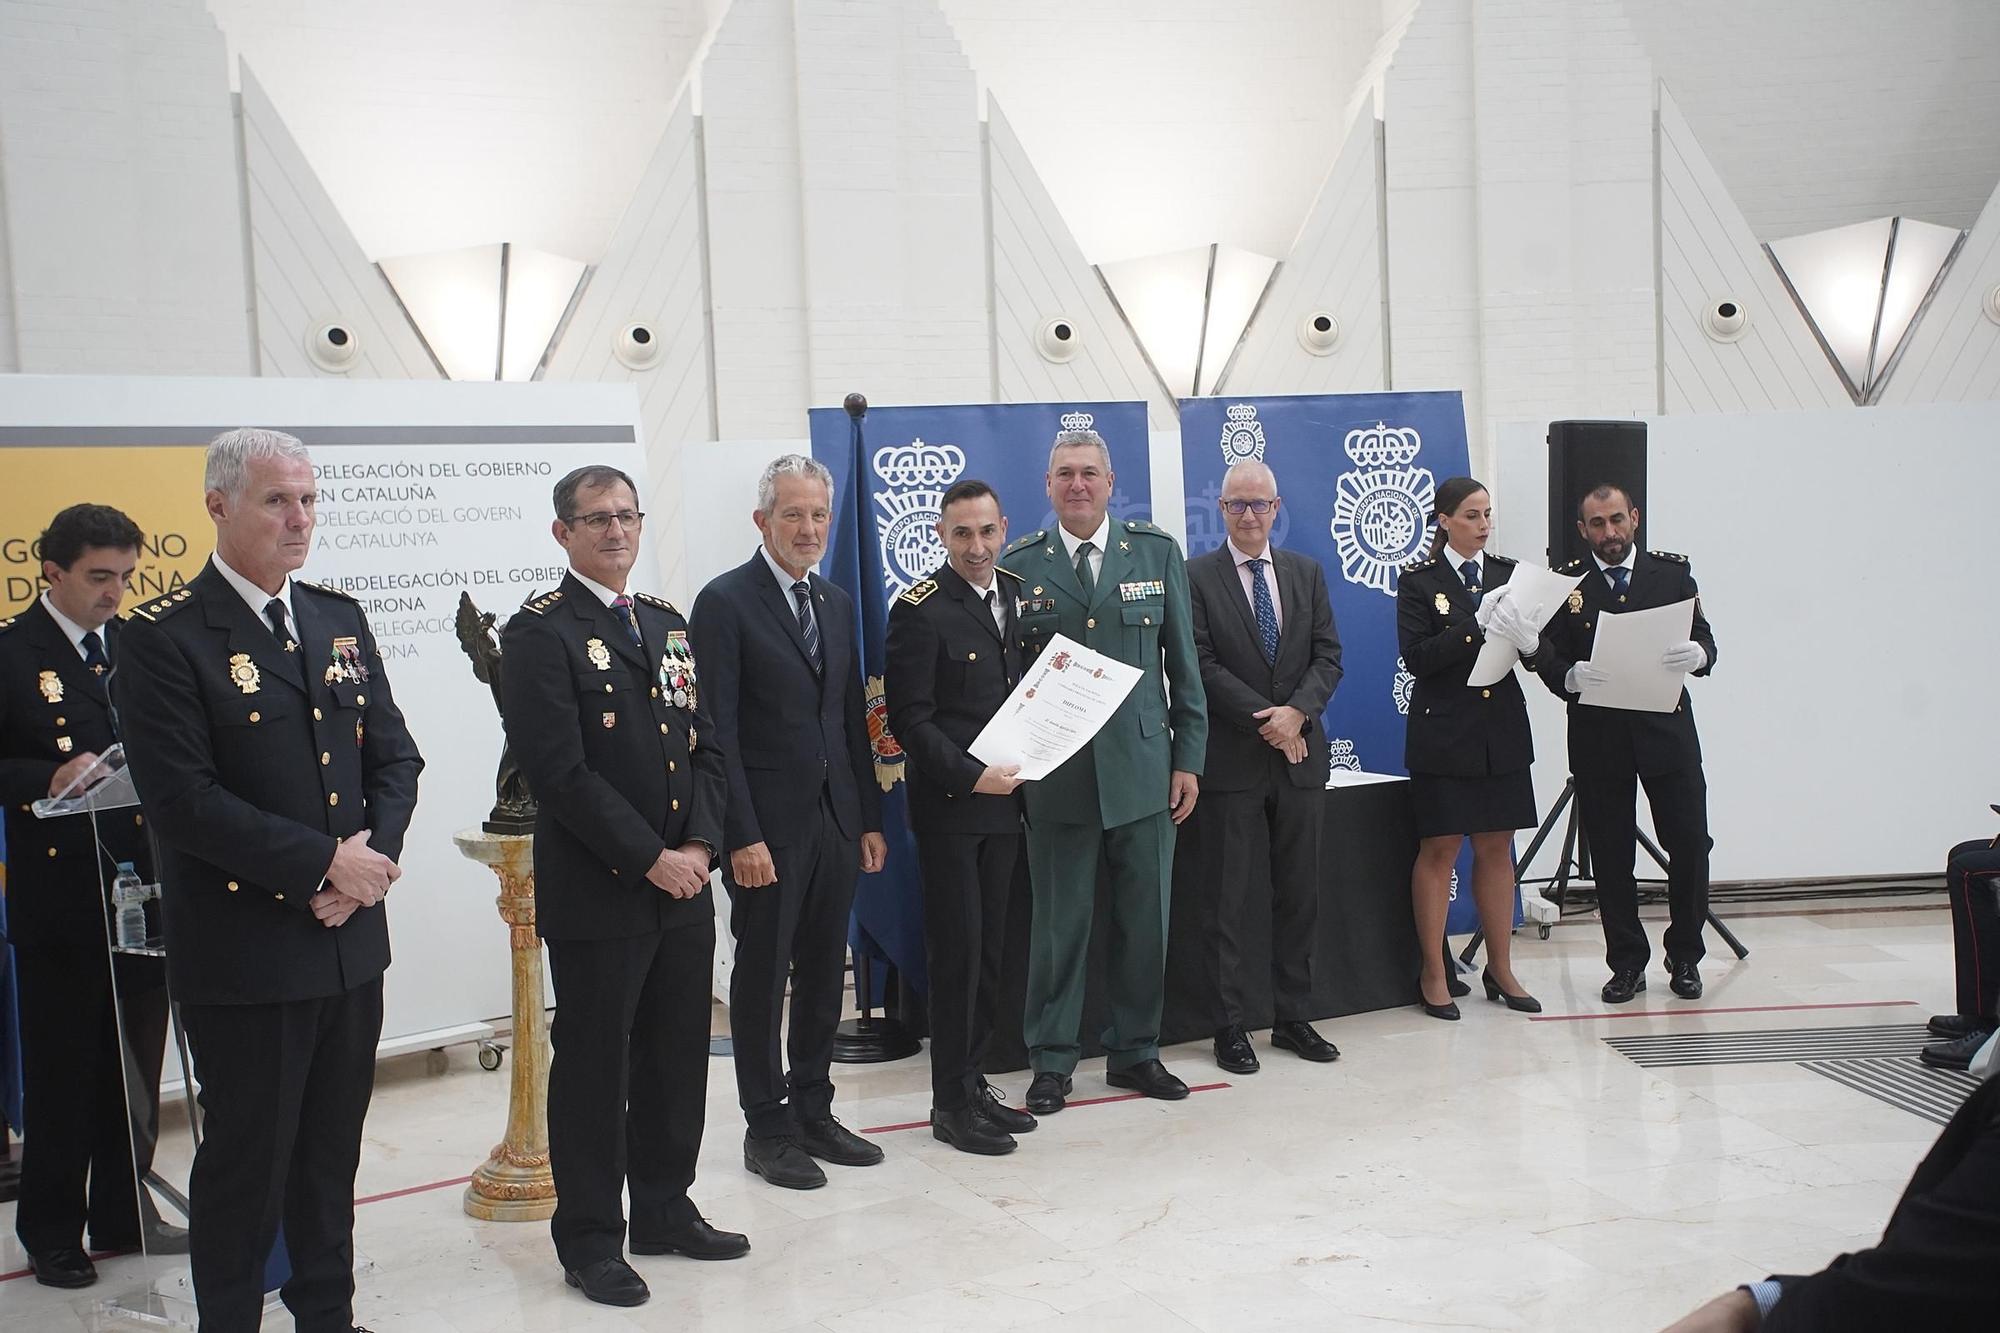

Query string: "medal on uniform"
[[1434, 592, 1451, 615], [1567, 589, 1585, 614], [38, 670, 63, 703], [586, 638, 611, 671], [56, 736, 73, 753], [356, 718, 365, 747], [326, 636, 366, 686], [673, 688, 689, 708], [602, 711, 616, 729], [229, 653, 261, 694]]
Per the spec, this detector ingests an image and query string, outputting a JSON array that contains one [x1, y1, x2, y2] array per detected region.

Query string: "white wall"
[[1494, 402, 2000, 884]]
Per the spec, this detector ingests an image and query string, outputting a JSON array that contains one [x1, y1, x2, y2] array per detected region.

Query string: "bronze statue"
[[455, 591, 536, 834]]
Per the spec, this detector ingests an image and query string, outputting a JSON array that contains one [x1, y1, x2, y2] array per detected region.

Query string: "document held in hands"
[[1465, 566, 1586, 687], [1579, 598, 1696, 713], [970, 633, 1142, 781]]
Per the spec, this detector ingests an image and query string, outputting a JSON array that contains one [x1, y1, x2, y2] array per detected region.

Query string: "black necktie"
[[1075, 540, 1096, 602], [1460, 559, 1482, 605], [264, 596, 294, 649], [81, 629, 109, 679], [793, 580, 823, 671], [1607, 566, 1629, 599], [611, 595, 644, 650]]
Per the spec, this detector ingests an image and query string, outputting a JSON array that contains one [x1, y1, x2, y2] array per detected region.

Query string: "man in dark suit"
[[1535, 484, 1717, 1004], [884, 479, 1038, 1156], [1919, 834, 2000, 1070], [1, 503, 177, 1287], [1186, 461, 1342, 1074], [501, 465, 747, 1308], [689, 454, 886, 1191], [116, 429, 423, 1333]]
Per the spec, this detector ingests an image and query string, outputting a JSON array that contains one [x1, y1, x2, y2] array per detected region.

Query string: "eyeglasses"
[[1222, 499, 1275, 515], [566, 509, 645, 532]]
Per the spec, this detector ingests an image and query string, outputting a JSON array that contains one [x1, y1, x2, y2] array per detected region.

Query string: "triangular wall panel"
[[1214, 107, 1385, 397], [987, 99, 1175, 430], [239, 63, 440, 380], [1657, 85, 1847, 414], [1876, 175, 2000, 406]]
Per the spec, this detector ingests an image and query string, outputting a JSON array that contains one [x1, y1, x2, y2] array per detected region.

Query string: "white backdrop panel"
[[1496, 402, 2000, 882]]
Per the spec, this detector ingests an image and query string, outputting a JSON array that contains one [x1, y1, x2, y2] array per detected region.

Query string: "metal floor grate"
[[1800, 1057, 1983, 1126], [1603, 1023, 1932, 1067]]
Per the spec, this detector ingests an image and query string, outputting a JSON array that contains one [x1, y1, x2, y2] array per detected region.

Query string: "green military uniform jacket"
[[999, 517, 1207, 828]]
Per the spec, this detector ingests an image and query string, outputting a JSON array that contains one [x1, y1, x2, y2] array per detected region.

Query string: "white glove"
[[1565, 661, 1609, 694], [1491, 597, 1542, 654], [1661, 641, 1707, 673], [1473, 581, 1512, 630]]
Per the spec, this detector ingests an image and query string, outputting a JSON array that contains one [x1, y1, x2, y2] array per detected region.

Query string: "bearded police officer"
[[1000, 427, 1207, 1112], [884, 479, 1037, 1155], [501, 464, 745, 1308], [116, 429, 424, 1332], [1535, 484, 1717, 1005]]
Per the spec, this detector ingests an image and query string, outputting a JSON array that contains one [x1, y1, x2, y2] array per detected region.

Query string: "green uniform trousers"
[[1023, 809, 1177, 1075]]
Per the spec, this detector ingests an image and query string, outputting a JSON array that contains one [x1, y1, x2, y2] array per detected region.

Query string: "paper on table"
[[1578, 598, 1696, 713], [970, 633, 1143, 781], [1466, 566, 1585, 687]]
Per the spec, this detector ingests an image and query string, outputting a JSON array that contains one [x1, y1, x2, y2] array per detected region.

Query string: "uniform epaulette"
[[295, 578, 357, 602], [1003, 530, 1046, 556], [995, 565, 1024, 582], [1487, 552, 1518, 565], [1404, 555, 1438, 571], [1648, 549, 1687, 564], [518, 587, 566, 616], [129, 587, 196, 622], [633, 591, 679, 616], [0, 615, 15, 635], [1558, 556, 1586, 572], [898, 578, 939, 606], [1122, 519, 1171, 539]]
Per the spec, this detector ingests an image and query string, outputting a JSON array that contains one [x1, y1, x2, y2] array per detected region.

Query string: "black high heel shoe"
[[1417, 983, 1461, 1021], [1482, 968, 1542, 1014]]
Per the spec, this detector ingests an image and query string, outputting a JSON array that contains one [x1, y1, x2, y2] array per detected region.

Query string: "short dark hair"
[[39, 503, 143, 569], [552, 465, 638, 521], [1577, 483, 1632, 520], [940, 478, 1000, 518]]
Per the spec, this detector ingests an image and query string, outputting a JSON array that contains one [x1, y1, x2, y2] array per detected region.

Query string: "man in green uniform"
[[1001, 427, 1206, 1113]]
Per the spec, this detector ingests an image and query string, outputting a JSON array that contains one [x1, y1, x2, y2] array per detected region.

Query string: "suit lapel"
[[199, 567, 308, 697], [941, 567, 1004, 645], [746, 552, 819, 676]]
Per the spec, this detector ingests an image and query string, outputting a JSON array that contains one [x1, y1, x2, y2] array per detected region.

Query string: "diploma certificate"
[[970, 633, 1143, 781]]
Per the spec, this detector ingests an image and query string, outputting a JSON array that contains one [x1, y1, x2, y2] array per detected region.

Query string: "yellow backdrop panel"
[[0, 445, 210, 618]]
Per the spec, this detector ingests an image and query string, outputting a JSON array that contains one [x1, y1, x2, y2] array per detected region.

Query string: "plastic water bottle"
[[112, 862, 147, 950]]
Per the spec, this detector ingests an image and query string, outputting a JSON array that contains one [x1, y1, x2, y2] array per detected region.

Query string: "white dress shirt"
[[38, 593, 101, 662], [569, 569, 624, 607], [962, 570, 1006, 634], [1590, 546, 1638, 590], [1444, 545, 1486, 591], [212, 552, 298, 641]]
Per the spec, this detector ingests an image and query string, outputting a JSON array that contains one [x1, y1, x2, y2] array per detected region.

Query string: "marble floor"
[[0, 894, 1967, 1331]]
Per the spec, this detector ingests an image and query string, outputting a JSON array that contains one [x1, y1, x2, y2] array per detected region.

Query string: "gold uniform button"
[[321, 752, 331, 765], [249, 711, 262, 723], [605, 684, 614, 694], [659, 723, 669, 734], [1464, 635, 1473, 644], [1087, 617, 1097, 629], [314, 707, 323, 721], [328, 792, 340, 807], [1481, 689, 1492, 699], [651, 687, 659, 698], [134, 814, 143, 827], [227, 880, 239, 892], [968, 651, 977, 661], [668, 760, 677, 772], [46, 847, 57, 858], [671, 799, 681, 811], [1143, 616, 1151, 626], [611, 869, 619, 876], [356, 694, 366, 706], [54, 716, 65, 726], [275, 893, 285, 902]]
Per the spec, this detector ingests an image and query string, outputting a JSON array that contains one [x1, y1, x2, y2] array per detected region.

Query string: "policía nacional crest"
[[871, 438, 967, 598], [1329, 421, 1437, 597], [1392, 657, 1415, 716], [1220, 403, 1266, 466], [1327, 737, 1362, 775]]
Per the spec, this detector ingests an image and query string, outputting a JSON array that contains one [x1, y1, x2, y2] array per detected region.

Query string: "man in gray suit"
[[1186, 460, 1343, 1074]]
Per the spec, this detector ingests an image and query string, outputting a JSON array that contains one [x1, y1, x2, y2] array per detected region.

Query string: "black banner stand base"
[[832, 951, 921, 1064]]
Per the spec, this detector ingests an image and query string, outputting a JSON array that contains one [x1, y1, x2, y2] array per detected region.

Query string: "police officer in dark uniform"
[[1, 503, 175, 1287], [500, 464, 746, 1309], [884, 478, 1038, 1156], [116, 429, 423, 1333], [1535, 483, 1717, 1004]]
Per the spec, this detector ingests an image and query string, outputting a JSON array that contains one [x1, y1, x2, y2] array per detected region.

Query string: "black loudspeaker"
[[1546, 420, 1647, 567]]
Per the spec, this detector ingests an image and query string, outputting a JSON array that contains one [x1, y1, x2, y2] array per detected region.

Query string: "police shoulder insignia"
[[0, 615, 14, 635], [1487, 552, 1517, 566], [897, 578, 939, 606], [1559, 557, 1586, 572], [995, 565, 1025, 583], [1649, 549, 1688, 564], [131, 591, 192, 622], [518, 587, 566, 616], [295, 579, 357, 602], [633, 591, 679, 616], [1403, 555, 1436, 571]]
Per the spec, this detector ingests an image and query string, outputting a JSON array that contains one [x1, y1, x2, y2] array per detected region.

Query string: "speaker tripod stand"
[[1456, 776, 1748, 968]]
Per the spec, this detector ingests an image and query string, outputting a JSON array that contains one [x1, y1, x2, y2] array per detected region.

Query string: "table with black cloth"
[[983, 777, 1420, 1073]]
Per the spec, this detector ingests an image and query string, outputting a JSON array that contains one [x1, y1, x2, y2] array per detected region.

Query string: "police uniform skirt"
[[1408, 767, 1537, 839]]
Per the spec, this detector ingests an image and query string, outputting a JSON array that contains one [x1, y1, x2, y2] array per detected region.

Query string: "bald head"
[[1220, 460, 1277, 501]]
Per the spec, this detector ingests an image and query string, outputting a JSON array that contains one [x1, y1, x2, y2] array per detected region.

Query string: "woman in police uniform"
[[1398, 477, 1544, 1019]]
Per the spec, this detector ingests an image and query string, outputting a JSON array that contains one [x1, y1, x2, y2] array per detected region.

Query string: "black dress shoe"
[[629, 1216, 750, 1260], [1419, 998, 1460, 1020], [1669, 961, 1703, 1000], [27, 1246, 96, 1289], [1929, 1013, 1988, 1038], [1025, 1071, 1071, 1114], [1481, 969, 1542, 1014], [798, 1115, 885, 1167], [932, 1104, 1017, 1155], [743, 1132, 827, 1190], [564, 1256, 649, 1307], [977, 1081, 1037, 1134], [1601, 969, 1647, 1004], [1213, 1024, 1260, 1074], [1105, 1058, 1189, 1100], [1920, 1028, 1995, 1070], [1270, 1020, 1340, 1062]]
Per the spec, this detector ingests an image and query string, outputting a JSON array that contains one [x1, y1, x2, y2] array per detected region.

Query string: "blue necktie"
[[1460, 559, 1482, 604], [793, 580, 823, 671], [1607, 566, 1629, 599], [81, 629, 109, 679], [611, 595, 643, 650], [1248, 557, 1278, 664]]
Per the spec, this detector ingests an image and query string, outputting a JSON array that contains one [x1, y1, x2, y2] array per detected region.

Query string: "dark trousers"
[[179, 979, 382, 1333], [1945, 839, 2000, 1024], [724, 797, 858, 1138], [1575, 759, 1711, 972], [1197, 776, 1322, 1028], [13, 947, 169, 1253], [915, 828, 1020, 1110], [545, 918, 714, 1269]]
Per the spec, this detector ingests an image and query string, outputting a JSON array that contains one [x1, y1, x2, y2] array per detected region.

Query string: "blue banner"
[[808, 400, 1152, 999], [1179, 391, 1504, 933]]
